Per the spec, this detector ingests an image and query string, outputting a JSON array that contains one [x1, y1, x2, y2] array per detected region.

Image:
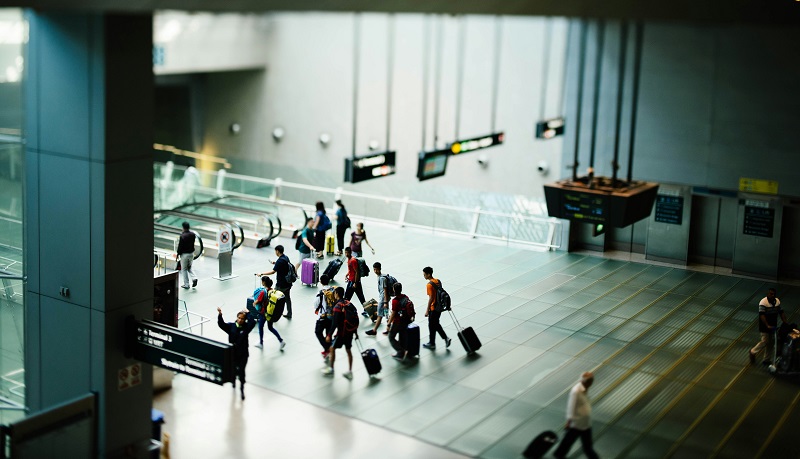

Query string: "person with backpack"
[[252, 276, 286, 351], [348, 222, 375, 258], [343, 247, 367, 310], [422, 266, 452, 350], [314, 274, 336, 361], [322, 286, 357, 379], [312, 201, 331, 259], [258, 245, 296, 319], [295, 217, 315, 271], [366, 262, 395, 336], [217, 306, 257, 400], [334, 199, 350, 256], [388, 282, 415, 361]]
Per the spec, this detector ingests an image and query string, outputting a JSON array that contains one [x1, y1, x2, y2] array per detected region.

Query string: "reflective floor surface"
[[154, 223, 800, 458]]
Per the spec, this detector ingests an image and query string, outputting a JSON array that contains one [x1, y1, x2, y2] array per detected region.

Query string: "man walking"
[[322, 287, 356, 380], [177, 221, 197, 289], [259, 245, 295, 319], [315, 274, 335, 361], [366, 262, 391, 336], [422, 266, 451, 350], [343, 247, 366, 309], [749, 287, 788, 365], [553, 371, 600, 459], [388, 282, 414, 361], [217, 307, 257, 400]]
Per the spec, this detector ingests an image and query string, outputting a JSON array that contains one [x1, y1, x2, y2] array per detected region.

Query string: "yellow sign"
[[739, 178, 779, 195]]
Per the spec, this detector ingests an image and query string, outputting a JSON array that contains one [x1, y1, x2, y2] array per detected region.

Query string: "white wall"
[[163, 12, 570, 203]]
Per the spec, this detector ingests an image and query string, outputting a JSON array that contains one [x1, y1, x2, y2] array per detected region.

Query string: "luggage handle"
[[447, 309, 465, 332], [354, 333, 364, 353]]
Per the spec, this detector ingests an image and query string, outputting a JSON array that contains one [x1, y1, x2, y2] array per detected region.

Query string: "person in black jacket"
[[217, 307, 256, 400], [177, 221, 198, 289]]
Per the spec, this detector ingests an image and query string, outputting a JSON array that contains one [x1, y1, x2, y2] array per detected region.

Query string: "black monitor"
[[417, 149, 449, 181]]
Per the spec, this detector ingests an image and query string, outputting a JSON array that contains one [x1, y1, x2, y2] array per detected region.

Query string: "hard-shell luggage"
[[405, 323, 420, 357], [448, 310, 482, 354], [522, 431, 558, 459], [301, 258, 319, 287], [355, 336, 381, 377], [323, 258, 343, 281], [326, 235, 335, 255]]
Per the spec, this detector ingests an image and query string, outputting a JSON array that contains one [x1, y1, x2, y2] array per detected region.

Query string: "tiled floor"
[[154, 222, 800, 458]]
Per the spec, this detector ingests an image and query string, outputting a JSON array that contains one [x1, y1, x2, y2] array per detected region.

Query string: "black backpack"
[[341, 300, 360, 333], [357, 258, 370, 278], [383, 274, 398, 297], [286, 262, 298, 284], [430, 280, 451, 312]]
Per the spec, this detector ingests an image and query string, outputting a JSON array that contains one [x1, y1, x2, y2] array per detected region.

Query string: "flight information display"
[[344, 151, 397, 184], [417, 150, 449, 181], [561, 191, 608, 223]]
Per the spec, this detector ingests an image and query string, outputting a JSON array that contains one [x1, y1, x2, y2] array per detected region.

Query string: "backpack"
[[382, 274, 398, 297], [295, 232, 303, 250], [396, 296, 415, 322], [319, 213, 332, 231], [339, 300, 359, 333], [285, 261, 298, 284], [357, 258, 370, 278], [253, 287, 268, 314], [344, 214, 351, 228], [316, 287, 335, 316], [429, 280, 451, 312], [266, 289, 286, 322]]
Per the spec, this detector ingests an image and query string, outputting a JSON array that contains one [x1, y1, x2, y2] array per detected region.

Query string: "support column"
[[24, 12, 154, 457]]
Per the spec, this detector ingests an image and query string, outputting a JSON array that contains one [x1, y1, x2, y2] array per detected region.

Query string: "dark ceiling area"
[[11, 0, 800, 25]]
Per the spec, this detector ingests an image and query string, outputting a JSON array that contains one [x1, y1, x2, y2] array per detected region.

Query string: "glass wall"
[[0, 7, 25, 424]]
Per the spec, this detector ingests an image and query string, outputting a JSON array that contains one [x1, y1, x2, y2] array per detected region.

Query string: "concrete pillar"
[[24, 12, 154, 456]]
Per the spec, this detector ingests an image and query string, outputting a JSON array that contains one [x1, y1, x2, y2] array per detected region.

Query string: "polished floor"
[[154, 223, 800, 458]]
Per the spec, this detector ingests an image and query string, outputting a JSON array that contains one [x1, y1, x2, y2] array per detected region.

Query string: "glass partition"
[[0, 7, 26, 424]]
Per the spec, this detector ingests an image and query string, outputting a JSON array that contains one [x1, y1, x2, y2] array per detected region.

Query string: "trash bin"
[[151, 408, 165, 441]]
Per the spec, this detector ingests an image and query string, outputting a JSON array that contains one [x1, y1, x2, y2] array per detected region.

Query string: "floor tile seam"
[[586, 291, 755, 441], [754, 386, 800, 458], [592, 260, 642, 283], [443, 396, 521, 450], [413, 388, 513, 443], [501, 270, 577, 300], [626, 264, 676, 290], [668, 271, 719, 297]]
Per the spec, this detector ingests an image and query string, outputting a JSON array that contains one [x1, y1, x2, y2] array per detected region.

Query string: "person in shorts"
[[366, 261, 390, 336], [322, 287, 355, 379]]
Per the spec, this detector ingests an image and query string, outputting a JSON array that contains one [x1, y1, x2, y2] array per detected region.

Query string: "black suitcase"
[[355, 336, 381, 376], [405, 323, 420, 357], [523, 431, 558, 459], [323, 258, 343, 281], [448, 310, 482, 354]]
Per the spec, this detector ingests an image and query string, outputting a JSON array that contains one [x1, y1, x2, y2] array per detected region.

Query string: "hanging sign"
[[535, 118, 565, 139], [417, 149, 450, 181], [449, 132, 504, 155], [739, 177, 778, 195], [344, 151, 397, 183]]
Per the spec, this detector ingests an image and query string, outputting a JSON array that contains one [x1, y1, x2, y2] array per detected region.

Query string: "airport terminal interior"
[[2, 2, 800, 458]]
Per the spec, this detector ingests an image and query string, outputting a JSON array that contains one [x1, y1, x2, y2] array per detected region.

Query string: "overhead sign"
[[126, 318, 234, 386], [536, 118, 565, 139], [417, 149, 450, 181], [739, 177, 778, 195], [561, 191, 608, 223], [449, 132, 504, 155], [344, 151, 397, 183]]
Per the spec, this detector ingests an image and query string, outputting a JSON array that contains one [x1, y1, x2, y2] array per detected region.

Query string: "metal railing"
[[177, 299, 210, 335], [155, 162, 562, 250]]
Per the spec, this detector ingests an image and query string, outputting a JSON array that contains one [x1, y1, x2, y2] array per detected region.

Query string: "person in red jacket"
[[343, 247, 366, 309]]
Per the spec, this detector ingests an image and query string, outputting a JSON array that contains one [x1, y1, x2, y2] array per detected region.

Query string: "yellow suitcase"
[[325, 235, 335, 255]]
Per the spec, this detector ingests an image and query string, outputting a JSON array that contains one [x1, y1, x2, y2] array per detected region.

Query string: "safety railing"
[[0, 275, 25, 419], [177, 299, 210, 335], [154, 162, 562, 250]]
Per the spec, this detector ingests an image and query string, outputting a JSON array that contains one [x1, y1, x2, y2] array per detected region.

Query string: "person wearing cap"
[[553, 371, 600, 459]]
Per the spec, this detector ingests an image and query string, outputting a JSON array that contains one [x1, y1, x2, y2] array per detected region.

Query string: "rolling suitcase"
[[326, 235, 335, 255], [323, 258, 343, 281], [522, 431, 558, 459], [405, 323, 420, 357], [301, 258, 319, 287], [363, 298, 378, 322], [448, 310, 482, 354], [355, 335, 381, 377]]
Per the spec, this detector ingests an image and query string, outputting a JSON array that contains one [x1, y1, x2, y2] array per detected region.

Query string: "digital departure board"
[[535, 118, 565, 139], [743, 205, 774, 238], [344, 151, 397, 184], [126, 318, 234, 385], [561, 191, 608, 223], [417, 150, 449, 181], [654, 195, 684, 225]]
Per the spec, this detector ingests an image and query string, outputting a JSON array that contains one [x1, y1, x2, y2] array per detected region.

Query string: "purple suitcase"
[[301, 258, 319, 287]]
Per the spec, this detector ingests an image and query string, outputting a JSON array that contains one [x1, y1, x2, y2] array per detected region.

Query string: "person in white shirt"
[[553, 371, 600, 459]]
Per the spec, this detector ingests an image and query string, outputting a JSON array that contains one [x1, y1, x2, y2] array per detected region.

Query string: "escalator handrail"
[[189, 202, 278, 241], [153, 223, 205, 260], [156, 210, 244, 250]]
